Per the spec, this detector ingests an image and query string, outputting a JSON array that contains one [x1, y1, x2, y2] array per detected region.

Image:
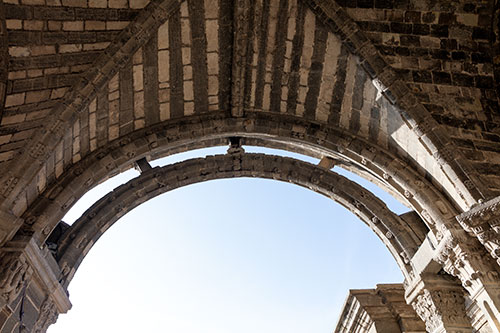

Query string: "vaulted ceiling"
[[0, 0, 498, 246]]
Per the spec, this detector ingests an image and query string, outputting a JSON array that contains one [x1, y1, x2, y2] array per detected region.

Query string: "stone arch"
[[0, 0, 488, 229], [0, 0, 499, 332], [54, 153, 422, 287], [19, 112, 451, 248]]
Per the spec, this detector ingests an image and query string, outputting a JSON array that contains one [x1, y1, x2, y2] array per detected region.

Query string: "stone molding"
[[56, 153, 419, 286], [21, 112, 444, 249], [412, 288, 471, 333]]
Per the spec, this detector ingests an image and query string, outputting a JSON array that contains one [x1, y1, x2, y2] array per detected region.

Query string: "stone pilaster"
[[406, 274, 474, 333]]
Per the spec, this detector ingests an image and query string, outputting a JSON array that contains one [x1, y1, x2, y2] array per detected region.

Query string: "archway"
[[55, 153, 422, 285], [49, 175, 406, 333], [0, 0, 499, 331]]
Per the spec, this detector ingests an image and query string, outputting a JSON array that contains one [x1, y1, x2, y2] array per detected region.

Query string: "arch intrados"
[[56, 153, 419, 287], [23, 112, 455, 244]]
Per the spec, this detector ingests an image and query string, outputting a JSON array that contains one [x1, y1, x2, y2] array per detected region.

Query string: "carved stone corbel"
[[406, 274, 473, 333], [457, 196, 500, 265]]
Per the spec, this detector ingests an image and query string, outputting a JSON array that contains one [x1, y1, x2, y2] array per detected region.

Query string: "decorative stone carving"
[[435, 232, 500, 291], [406, 273, 474, 333], [457, 196, 500, 266], [33, 297, 58, 333], [412, 289, 441, 332], [412, 288, 472, 333], [0, 251, 32, 306]]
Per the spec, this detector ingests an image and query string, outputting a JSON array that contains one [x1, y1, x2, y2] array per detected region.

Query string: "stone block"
[[88, 0, 106, 8], [85, 20, 106, 30], [25, 90, 51, 104], [59, 44, 83, 53], [63, 21, 84, 31], [108, 0, 127, 8], [4, 93, 25, 107], [6, 20, 22, 30], [20, 0, 44, 5], [24, 20, 44, 31], [106, 21, 129, 30], [130, 0, 149, 9], [61, 0, 87, 7]]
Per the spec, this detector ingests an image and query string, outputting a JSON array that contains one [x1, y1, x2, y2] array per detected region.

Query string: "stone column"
[[406, 273, 474, 333], [0, 235, 71, 332]]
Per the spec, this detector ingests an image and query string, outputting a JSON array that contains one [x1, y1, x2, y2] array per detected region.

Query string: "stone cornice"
[[457, 196, 500, 263]]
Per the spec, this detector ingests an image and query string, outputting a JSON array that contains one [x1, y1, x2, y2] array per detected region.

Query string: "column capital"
[[406, 274, 473, 333]]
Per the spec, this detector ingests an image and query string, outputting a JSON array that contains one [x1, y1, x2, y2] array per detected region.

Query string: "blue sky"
[[49, 147, 406, 332]]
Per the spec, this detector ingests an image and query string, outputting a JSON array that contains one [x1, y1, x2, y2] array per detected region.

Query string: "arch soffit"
[[0, 0, 181, 209], [0, 0, 487, 215], [23, 112, 449, 248], [56, 153, 419, 287], [303, 0, 489, 205]]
